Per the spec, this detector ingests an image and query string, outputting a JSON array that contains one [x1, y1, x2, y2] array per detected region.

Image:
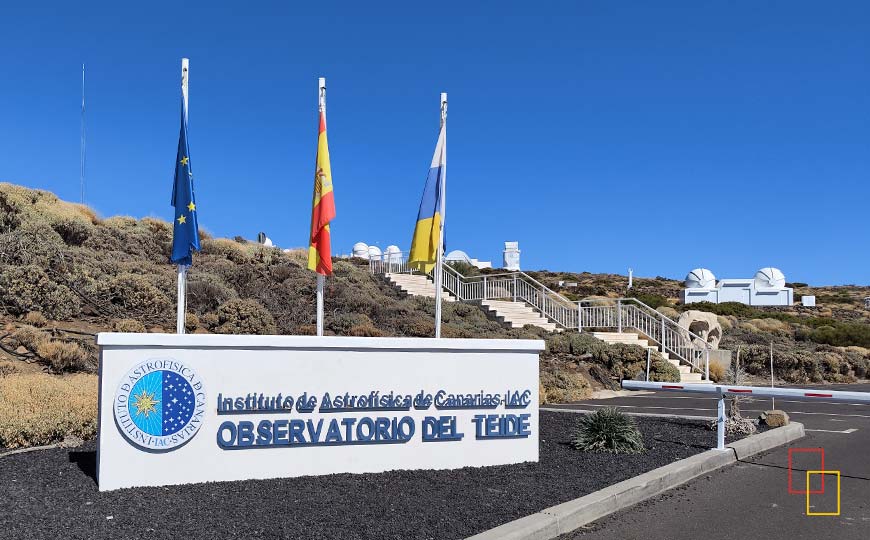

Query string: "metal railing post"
[[717, 391, 726, 451], [617, 299, 622, 333], [541, 285, 546, 315], [512, 275, 517, 301], [705, 348, 710, 381], [660, 316, 666, 353], [483, 275, 488, 300], [577, 303, 582, 332]]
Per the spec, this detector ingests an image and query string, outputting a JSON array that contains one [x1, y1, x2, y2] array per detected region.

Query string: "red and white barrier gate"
[[621, 381, 870, 450]]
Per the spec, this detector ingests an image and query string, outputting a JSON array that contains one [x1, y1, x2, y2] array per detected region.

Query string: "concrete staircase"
[[385, 273, 455, 302], [592, 331, 710, 384], [479, 300, 557, 332]]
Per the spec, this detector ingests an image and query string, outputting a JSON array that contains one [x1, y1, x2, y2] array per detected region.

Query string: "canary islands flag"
[[308, 109, 335, 275], [170, 99, 200, 266], [409, 123, 446, 272]]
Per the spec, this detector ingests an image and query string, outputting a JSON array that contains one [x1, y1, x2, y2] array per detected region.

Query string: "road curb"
[[465, 422, 805, 540]]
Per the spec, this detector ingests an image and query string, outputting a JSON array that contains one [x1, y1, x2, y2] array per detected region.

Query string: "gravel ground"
[[0, 412, 728, 540]]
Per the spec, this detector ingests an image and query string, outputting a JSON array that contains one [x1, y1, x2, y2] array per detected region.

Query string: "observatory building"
[[682, 267, 793, 306]]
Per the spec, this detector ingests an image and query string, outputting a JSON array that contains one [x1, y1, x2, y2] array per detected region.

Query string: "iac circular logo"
[[114, 358, 206, 451]]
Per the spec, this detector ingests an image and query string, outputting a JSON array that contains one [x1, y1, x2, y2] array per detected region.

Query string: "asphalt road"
[[549, 383, 870, 540]]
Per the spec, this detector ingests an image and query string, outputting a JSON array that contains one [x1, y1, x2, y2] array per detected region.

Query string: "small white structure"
[[503, 241, 521, 271], [682, 267, 793, 306], [352, 242, 370, 259], [445, 249, 492, 269], [802, 296, 816, 307], [256, 232, 274, 247]]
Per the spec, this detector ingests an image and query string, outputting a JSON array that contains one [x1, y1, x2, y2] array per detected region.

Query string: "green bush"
[[571, 407, 644, 454], [650, 358, 681, 382], [627, 291, 669, 309]]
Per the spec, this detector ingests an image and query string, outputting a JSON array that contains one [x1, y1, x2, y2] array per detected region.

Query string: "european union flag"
[[170, 99, 200, 265]]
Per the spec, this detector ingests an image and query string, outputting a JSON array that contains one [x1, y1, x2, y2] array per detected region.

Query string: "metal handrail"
[[369, 251, 709, 376]]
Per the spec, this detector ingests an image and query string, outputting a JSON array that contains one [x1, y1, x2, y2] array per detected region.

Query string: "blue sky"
[[0, 1, 867, 285]]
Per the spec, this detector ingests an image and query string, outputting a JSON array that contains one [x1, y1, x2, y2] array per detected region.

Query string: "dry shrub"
[[0, 372, 98, 448], [106, 273, 171, 316], [283, 248, 308, 266], [11, 325, 47, 351], [23, 311, 47, 328], [347, 324, 385, 337], [540, 370, 592, 403], [212, 298, 276, 335], [36, 340, 92, 373], [657, 306, 680, 320], [0, 265, 81, 320], [708, 361, 727, 382], [0, 182, 95, 233], [201, 238, 250, 263], [742, 318, 792, 335], [0, 361, 18, 377], [186, 272, 238, 313], [112, 318, 147, 333], [717, 316, 734, 332], [185, 313, 199, 332], [0, 221, 67, 268]]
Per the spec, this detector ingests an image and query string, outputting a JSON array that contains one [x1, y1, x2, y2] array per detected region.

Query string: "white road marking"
[[804, 428, 858, 434], [621, 394, 870, 408]]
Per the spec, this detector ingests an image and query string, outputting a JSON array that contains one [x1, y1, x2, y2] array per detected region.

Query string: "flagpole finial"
[[318, 77, 326, 113]]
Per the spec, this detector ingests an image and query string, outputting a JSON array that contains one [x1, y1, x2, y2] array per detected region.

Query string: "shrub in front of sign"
[[540, 369, 592, 403], [0, 372, 97, 448], [209, 298, 277, 335], [570, 407, 644, 454], [35, 340, 93, 373]]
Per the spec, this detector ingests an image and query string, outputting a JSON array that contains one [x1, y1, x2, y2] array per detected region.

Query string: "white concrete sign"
[[96, 334, 544, 491]]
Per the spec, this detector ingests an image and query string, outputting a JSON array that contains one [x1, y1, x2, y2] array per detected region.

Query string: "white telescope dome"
[[754, 267, 786, 289], [384, 245, 402, 263], [367, 245, 382, 258], [352, 242, 369, 259], [685, 268, 716, 289]]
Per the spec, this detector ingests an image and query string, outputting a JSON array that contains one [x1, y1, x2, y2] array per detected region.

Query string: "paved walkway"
[[551, 383, 870, 540]]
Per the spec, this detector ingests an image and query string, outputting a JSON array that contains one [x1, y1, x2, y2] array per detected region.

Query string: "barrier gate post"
[[717, 390, 725, 451]]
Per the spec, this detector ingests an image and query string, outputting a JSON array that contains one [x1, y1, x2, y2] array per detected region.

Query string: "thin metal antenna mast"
[[80, 64, 86, 204]]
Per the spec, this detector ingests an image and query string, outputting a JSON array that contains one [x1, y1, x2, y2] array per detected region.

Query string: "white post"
[[316, 77, 327, 337], [770, 341, 775, 409], [717, 392, 726, 451], [645, 347, 651, 382], [577, 302, 582, 332], [433, 92, 447, 338], [176, 58, 190, 335], [617, 299, 622, 332], [705, 348, 710, 381], [176, 265, 187, 334], [628, 267, 633, 289]]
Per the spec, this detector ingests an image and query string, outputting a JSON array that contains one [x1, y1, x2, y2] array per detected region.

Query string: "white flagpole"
[[316, 77, 327, 337], [433, 92, 447, 338], [176, 58, 190, 335]]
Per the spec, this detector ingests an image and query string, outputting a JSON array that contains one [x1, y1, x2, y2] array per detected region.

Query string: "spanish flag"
[[409, 123, 446, 272], [308, 109, 335, 274]]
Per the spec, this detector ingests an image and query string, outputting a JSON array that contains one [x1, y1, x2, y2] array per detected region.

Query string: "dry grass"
[[11, 325, 47, 351], [112, 318, 147, 333], [35, 340, 91, 373], [22, 311, 47, 328], [0, 372, 98, 448]]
